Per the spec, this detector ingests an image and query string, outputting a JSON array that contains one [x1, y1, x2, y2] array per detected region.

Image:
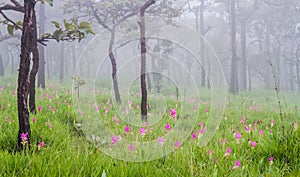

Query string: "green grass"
[[0, 81, 299, 176]]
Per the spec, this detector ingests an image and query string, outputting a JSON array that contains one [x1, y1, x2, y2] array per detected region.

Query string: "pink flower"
[[214, 157, 217, 164], [232, 160, 240, 170], [192, 133, 197, 139], [32, 117, 37, 123], [199, 122, 203, 127], [139, 128, 146, 137], [236, 133, 242, 140], [245, 125, 251, 132], [20, 132, 28, 141], [259, 130, 264, 137], [124, 126, 130, 133], [111, 135, 118, 145], [175, 141, 180, 148], [222, 138, 226, 145], [205, 108, 209, 113], [39, 141, 45, 147], [251, 141, 257, 149], [209, 149, 213, 155], [115, 119, 120, 125], [269, 156, 274, 165], [240, 116, 246, 123], [129, 144, 134, 151], [224, 147, 231, 157], [158, 136, 165, 145], [169, 108, 176, 117], [294, 122, 298, 130], [271, 120, 275, 127], [49, 124, 53, 129], [165, 123, 171, 131], [38, 106, 42, 112]]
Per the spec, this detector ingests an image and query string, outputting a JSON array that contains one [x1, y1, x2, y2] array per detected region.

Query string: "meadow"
[[0, 79, 299, 177]]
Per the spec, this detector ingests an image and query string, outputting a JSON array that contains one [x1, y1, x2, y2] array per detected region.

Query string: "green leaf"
[[64, 20, 75, 31], [53, 29, 64, 42], [79, 22, 91, 29], [7, 25, 14, 35], [51, 21, 60, 29]]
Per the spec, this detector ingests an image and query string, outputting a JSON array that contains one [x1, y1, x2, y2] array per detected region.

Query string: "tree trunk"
[[29, 11, 39, 114], [109, 27, 122, 104], [17, 0, 36, 151], [240, 20, 247, 91], [60, 42, 64, 83], [200, 0, 206, 87], [139, 0, 156, 123], [296, 45, 300, 92], [230, 0, 238, 94], [37, 3, 45, 88], [248, 66, 251, 91], [0, 54, 4, 77]]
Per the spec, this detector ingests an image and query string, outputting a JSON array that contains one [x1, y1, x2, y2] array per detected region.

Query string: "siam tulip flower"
[[209, 149, 213, 156], [38, 105, 42, 112], [158, 136, 165, 145], [222, 138, 226, 145], [111, 135, 118, 145], [270, 120, 275, 127], [240, 116, 246, 123], [259, 130, 264, 137], [251, 141, 257, 149], [124, 126, 130, 133], [163, 109, 166, 115], [115, 119, 120, 125], [49, 124, 53, 129], [236, 133, 242, 140], [192, 133, 197, 139], [245, 124, 251, 132], [39, 141, 45, 148], [175, 141, 180, 148], [20, 132, 28, 141], [232, 160, 240, 170], [136, 104, 139, 109], [139, 128, 146, 137], [165, 123, 171, 131], [129, 144, 134, 151], [294, 122, 298, 131], [269, 130, 273, 135], [269, 157, 274, 165], [199, 122, 203, 128], [169, 109, 176, 117], [205, 108, 209, 113], [214, 157, 217, 165], [32, 117, 37, 123], [128, 101, 132, 107], [224, 147, 231, 157]]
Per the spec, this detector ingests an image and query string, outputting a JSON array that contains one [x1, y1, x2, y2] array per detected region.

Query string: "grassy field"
[[0, 81, 299, 177]]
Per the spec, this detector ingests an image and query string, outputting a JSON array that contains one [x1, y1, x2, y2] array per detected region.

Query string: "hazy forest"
[[0, 0, 299, 176]]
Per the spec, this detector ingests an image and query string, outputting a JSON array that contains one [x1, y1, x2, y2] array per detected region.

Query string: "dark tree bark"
[[29, 11, 39, 114], [139, 0, 155, 123], [37, 3, 45, 88], [230, 0, 238, 94], [109, 27, 122, 104], [0, 54, 4, 77], [60, 42, 65, 83], [17, 0, 36, 151]]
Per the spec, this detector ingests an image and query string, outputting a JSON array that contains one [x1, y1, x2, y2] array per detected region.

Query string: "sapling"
[[72, 77, 86, 98]]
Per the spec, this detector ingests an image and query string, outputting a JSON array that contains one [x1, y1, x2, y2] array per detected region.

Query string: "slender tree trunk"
[[37, 3, 45, 88], [29, 11, 39, 114], [0, 54, 4, 77], [109, 27, 122, 104], [200, 0, 206, 87], [248, 66, 251, 91], [139, 0, 156, 123], [17, 0, 36, 151], [230, 0, 238, 94], [60, 42, 64, 83], [240, 20, 247, 91], [10, 51, 14, 75], [296, 45, 300, 92]]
